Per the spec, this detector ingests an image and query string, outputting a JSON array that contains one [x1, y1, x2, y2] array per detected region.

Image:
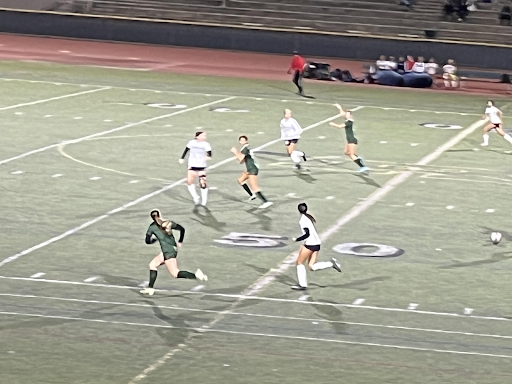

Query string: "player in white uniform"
[[179, 131, 212, 206], [291, 203, 341, 290], [280, 109, 307, 171], [481, 100, 512, 147]]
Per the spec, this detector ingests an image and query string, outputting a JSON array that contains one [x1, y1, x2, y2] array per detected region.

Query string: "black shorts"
[[189, 167, 206, 172], [492, 123, 502, 129], [285, 139, 299, 146], [304, 244, 321, 252]]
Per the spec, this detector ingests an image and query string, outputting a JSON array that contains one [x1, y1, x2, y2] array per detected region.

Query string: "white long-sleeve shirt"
[[280, 117, 302, 140]]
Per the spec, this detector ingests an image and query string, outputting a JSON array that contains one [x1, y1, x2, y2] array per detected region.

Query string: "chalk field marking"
[[89, 176, 101, 181], [408, 303, 419, 310], [0, 96, 235, 166], [353, 298, 365, 305], [0, 310, 510, 360], [10, 171, 23, 175], [29, 272, 45, 278], [486, 209, 495, 213], [405, 202, 415, 206], [1, 275, 511, 323], [129, 117, 487, 382], [1, 293, 511, 341], [0, 112, 344, 269], [0, 77, 482, 116], [51, 174, 62, 178], [83, 276, 99, 283]]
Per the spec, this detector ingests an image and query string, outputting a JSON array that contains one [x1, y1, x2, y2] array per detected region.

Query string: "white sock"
[[200, 188, 208, 205], [187, 184, 199, 202], [482, 134, 489, 144], [311, 261, 333, 271], [296, 264, 307, 287], [290, 151, 303, 164], [451, 81, 458, 88], [503, 134, 512, 144]]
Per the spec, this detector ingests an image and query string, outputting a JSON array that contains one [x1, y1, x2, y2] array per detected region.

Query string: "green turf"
[[1, 60, 512, 384]]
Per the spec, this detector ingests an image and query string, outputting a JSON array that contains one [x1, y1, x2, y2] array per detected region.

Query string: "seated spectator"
[[387, 56, 398, 71], [412, 56, 426, 73], [404, 55, 415, 72], [425, 57, 439, 77], [499, 5, 512, 25], [443, 59, 459, 88], [396, 56, 406, 74], [376, 55, 388, 70]]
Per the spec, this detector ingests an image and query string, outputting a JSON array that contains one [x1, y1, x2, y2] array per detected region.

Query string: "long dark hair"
[[150, 209, 173, 235], [298, 203, 316, 224]]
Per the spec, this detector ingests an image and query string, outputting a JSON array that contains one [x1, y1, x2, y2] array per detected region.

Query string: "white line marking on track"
[[29, 272, 45, 278], [0, 111, 343, 269], [0, 96, 234, 166], [1, 276, 510, 323], [191, 285, 204, 292], [0, 310, 510, 359], [83, 276, 99, 283]]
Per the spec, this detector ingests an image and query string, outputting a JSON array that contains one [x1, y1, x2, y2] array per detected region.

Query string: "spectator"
[[425, 57, 439, 77], [412, 56, 426, 73], [400, 0, 416, 9], [376, 55, 388, 70], [499, 5, 512, 25], [404, 55, 415, 72], [387, 56, 398, 71], [397, 56, 406, 74], [443, 59, 459, 88]]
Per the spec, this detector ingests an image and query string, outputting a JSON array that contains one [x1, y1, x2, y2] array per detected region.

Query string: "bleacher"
[[83, 0, 511, 46]]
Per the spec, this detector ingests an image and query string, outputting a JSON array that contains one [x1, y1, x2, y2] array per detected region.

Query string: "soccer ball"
[[490, 232, 502, 245]]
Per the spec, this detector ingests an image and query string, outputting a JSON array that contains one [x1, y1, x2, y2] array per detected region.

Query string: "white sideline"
[[0, 310, 510, 360], [129, 117, 486, 382], [0, 112, 345, 268], [0, 96, 235, 166]]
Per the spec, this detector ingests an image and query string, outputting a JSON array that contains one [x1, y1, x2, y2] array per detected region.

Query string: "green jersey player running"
[[330, 103, 368, 173], [231, 135, 273, 209]]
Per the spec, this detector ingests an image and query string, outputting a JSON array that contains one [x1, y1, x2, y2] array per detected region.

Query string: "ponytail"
[[150, 209, 173, 235], [297, 203, 316, 224]]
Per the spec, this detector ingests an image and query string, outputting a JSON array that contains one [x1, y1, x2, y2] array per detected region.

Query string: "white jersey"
[[485, 106, 502, 124], [299, 214, 321, 246], [280, 117, 303, 141], [443, 64, 457, 74], [412, 62, 425, 73], [186, 140, 211, 168], [425, 63, 439, 75]]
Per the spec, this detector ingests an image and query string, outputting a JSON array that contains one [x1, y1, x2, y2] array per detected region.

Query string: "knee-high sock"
[[187, 184, 199, 202], [241, 183, 253, 196], [149, 270, 158, 288], [177, 271, 196, 279], [296, 264, 307, 287], [311, 261, 333, 271], [200, 188, 208, 205], [503, 134, 512, 144], [482, 134, 489, 145], [290, 150, 304, 164]]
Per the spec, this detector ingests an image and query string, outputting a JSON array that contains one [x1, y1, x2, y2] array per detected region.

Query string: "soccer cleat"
[[291, 285, 307, 291], [248, 195, 257, 202], [140, 288, 155, 296], [331, 258, 342, 273], [294, 164, 302, 170], [258, 201, 274, 209], [194, 197, 201, 206], [481, 142, 489, 147], [195, 269, 208, 281], [358, 166, 369, 173]]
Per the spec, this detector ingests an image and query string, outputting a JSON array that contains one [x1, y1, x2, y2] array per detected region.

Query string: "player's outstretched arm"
[[179, 147, 190, 164], [292, 228, 310, 242], [329, 122, 345, 129]]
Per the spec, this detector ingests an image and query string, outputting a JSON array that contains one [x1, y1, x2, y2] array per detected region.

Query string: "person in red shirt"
[[404, 55, 415, 72], [287, 51, 307, 96]]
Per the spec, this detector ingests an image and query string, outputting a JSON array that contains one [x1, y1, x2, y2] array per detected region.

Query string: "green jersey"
[[345, 119, 358, 144], [146, 222, 178, 256], [241, 144, 259, 174]]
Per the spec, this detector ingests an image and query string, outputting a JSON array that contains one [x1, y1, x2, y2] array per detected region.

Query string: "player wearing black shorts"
[[330, 104, 368, 173], [140, 209, 207, 296], [231, 135, 273, 209]]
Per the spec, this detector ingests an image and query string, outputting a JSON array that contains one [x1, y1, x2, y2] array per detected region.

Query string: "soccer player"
[[179, 131, 211, 206], [280, 109, 307, 171], [287, 51, 307, 96], [481, 100, 512, 147], [231, 135, 273, 209], [291, 203, 341, 291], [329, 104, 369, 173], [140, 209, 207, 296]]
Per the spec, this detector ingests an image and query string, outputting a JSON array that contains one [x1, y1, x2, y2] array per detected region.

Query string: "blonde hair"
[[150, 210, 173, 235]]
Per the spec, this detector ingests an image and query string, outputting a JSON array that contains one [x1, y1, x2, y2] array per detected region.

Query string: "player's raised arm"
[[334, 103, 347, 117], [231, 147, 245, 163]]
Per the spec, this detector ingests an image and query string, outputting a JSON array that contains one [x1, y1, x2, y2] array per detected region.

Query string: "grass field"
[[1, 59, 512, 384]]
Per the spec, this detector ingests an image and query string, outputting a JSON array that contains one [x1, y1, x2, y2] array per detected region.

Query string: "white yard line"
[[0, 86, 109, 112], [0, 275, 510, 323], [0, 96, 234, 166], [129, 117, 487, 383], [0, 77, 482, 116], [0, 310, 510, 360], [1, 293, 511, 340], [0, 112, 343, 268]]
